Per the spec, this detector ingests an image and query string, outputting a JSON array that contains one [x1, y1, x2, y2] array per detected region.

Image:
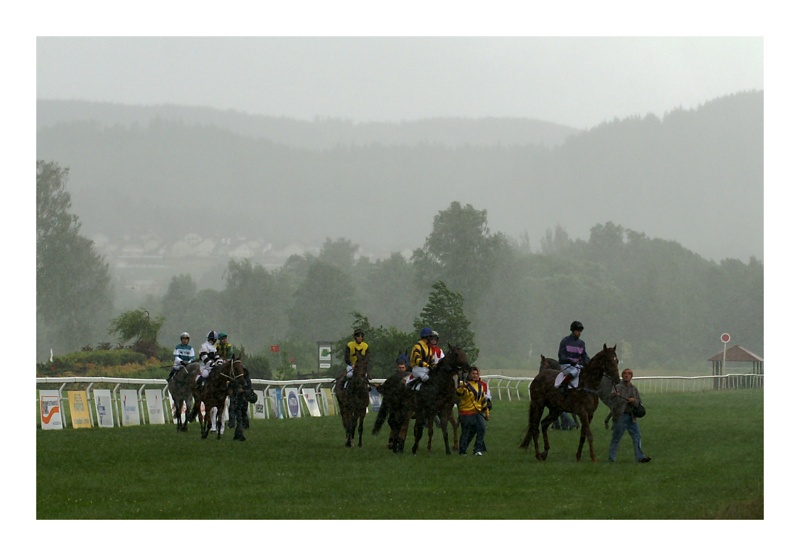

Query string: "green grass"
[[36, 389, 763, 520]]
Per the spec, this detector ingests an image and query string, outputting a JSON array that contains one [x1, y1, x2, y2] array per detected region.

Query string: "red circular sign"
[[721, 333, 731, 343]]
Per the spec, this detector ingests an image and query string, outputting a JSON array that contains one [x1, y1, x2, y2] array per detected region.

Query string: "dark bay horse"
[[372, 370, 413, 451], [408, 345, 471, 455], [334, 350, 370, 447], [189, 359, 247, 440], [167, 362, 199, 432], [520, 344, 620, 462]]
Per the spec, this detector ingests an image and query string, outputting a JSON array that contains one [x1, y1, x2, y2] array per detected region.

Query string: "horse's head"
[[593, 344, 620, 385], [441, 344, 471, 375], [352, 350, 369, 377], [539, 355, 560, 372]]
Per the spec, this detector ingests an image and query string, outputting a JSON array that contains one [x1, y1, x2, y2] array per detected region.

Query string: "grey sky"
[[37, 36, 762, 129]]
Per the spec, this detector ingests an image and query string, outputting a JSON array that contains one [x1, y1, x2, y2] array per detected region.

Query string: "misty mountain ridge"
[[36, 91, 763, 266], [37, 99, 580, 149]]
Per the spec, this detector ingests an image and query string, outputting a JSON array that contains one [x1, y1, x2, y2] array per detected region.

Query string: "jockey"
[[216, 331, 233, 360], [408, 327, 435, 389], [429, 330, 444, 365], [168, 332, 194, 381], [558, 320, 590, 394], [197, 330, 221, 387], [342, 328, 369, 388], [396, 353, 411, 375]]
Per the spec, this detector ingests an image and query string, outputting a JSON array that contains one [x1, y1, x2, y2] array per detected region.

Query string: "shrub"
[[37, 350, 147, 377]]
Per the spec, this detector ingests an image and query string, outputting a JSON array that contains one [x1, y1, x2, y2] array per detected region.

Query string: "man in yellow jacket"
[[456, 366, 492, 456]]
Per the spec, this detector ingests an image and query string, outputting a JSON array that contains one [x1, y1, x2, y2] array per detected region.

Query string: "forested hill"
[[35, 91, 763, 262], [36, 99, 580, 149]]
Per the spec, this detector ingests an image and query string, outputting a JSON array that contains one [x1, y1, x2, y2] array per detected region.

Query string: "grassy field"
[[36, 388, 763, 521]]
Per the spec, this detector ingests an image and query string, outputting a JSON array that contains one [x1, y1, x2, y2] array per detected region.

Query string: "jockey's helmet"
[[570, 321, 584, 331], [180, 332, 190, 340], [218, 331, 228, 339], [353, 328, 364, 338], [420, 327, 433, 338], [207, 330, 217, 341], [431, 330, 440, 339]]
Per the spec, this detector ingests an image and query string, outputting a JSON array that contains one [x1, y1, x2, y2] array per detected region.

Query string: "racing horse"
[[189, 359, 247, 440], [167, 362, 200, 432], [334, 350, 370, 447], [520, 344, 620, 462], [372, 367, 413, 451], [408, 345, 471, 455]]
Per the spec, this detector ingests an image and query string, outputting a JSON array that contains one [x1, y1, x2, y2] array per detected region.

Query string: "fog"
[[37, 36, 762, 130]]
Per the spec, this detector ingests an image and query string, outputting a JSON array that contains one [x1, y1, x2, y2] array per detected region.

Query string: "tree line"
[[37, 160, 762, 374]]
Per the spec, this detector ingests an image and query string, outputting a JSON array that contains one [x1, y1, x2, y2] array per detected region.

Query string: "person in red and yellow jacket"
[[456, 366, 492, 456]]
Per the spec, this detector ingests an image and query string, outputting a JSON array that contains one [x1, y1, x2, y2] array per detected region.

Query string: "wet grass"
[[36, 389, 763, 520]]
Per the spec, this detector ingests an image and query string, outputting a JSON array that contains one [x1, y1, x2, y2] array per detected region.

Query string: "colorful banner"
[[120, 389, 141, 426], [285, 388, 301, 418], [369, 386, 382, 413], [252, 390, 267, 420], [145, 389, 165, 424], [39, 390, 63, 430], [321, 388, 336, 416], [301, 388, 322, 417], [67, 391, 93, 428], [94, 389, 114, 427], [269, 389, 284, 419]]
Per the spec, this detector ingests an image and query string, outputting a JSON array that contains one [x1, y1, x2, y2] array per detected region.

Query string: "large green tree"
[[412, 201, 510, 316], [414, 281, 478, 361], [37, 160, 114, 360]]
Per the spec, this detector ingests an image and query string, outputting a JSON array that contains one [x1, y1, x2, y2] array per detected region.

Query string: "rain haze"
[[23, 0, 794, 541], [37, 36, 762, 130]]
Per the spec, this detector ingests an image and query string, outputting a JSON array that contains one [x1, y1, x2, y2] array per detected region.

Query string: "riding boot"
[[559, 375, 572, 394]]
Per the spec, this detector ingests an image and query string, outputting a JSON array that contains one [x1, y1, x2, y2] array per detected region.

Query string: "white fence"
[[36, 373, 763, 428]]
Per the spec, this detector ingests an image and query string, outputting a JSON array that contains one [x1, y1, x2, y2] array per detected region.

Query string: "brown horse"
[[520, 344, 620, 462], [189, 359, 247, 440], [167, 362, 199, 432], [334, 350, 370, 447], [408, 345, 471, 455], [372, 370, 412, 451]]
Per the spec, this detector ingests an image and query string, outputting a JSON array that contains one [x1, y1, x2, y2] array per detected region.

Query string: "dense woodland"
[[36, 92, 763, 372], [37, 162, 762, 373]]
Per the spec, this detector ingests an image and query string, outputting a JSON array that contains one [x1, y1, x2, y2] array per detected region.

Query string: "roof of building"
[[707, 344, 763, 362]]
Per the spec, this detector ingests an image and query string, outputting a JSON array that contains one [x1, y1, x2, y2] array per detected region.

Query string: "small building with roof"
[[707, 344, 763, 374]]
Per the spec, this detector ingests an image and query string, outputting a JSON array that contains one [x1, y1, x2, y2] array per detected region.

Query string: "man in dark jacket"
[[608, 368, 651, 463]]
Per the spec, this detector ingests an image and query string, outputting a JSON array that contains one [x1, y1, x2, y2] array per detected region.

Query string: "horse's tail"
[[372, 402, 389, 435], [519, 401, 536, 449]]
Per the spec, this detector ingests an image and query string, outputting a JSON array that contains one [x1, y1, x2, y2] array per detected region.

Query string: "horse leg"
[[427, 421, 434, 452], [357, 412, 365, 448], [540, 416, 552, 461], [539, 406, 560, 460], [201, 413, 209, 439], [411, 419, 424, 455], [440, 412, 452, 455], [394, 416, 410, 453], [450, 412, 459, 452], [577, 414, 595, 462], [532, 407, 547, 461]]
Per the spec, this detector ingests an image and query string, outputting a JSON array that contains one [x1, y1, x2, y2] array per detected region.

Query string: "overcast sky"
[[37, 36, 762, 129]]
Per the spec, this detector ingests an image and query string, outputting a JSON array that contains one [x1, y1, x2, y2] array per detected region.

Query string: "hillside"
[[36, 92, 763, 265]]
